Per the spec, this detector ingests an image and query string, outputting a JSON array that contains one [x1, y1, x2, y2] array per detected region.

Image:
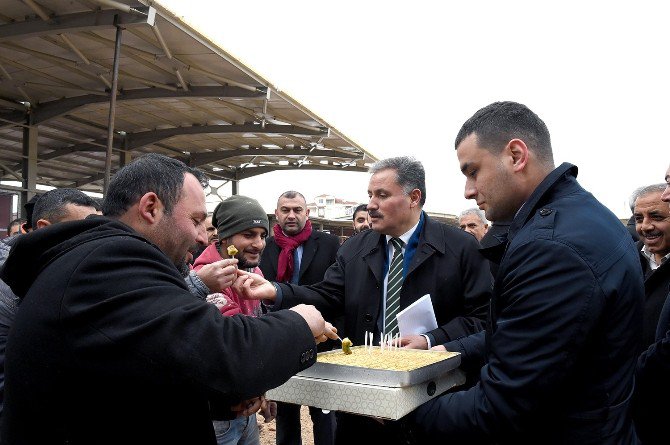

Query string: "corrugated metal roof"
[[0, 0, 376, 194]]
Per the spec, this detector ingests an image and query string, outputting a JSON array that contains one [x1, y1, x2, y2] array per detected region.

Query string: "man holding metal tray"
[[413, 102, 643, 444], [235, 156, 492, 444]]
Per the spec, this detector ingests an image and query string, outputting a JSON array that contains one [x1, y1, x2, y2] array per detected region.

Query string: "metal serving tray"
[[267, 369, 466, 420], [296, 346, 460, 387]]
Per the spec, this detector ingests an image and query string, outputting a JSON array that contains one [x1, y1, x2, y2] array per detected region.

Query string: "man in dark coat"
[[0, 188, 101, 420], [237, 156, 492, 444], [0, 154, 332, 445], [631, 184, 670, 348], [260, 190, 340, 445], [412, 101, 643, 445], [261, 191, 340, 288], [634, 164, 670, 445]]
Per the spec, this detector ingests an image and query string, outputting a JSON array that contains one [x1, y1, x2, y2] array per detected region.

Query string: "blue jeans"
[[213, 414, 260, 445]]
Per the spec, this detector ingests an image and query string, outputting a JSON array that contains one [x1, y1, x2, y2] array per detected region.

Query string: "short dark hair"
[[22, 195, 40, 230], [7, 218, 25, 236], [352, 204, 368, 221], [103, 153, 209, 217], [32, 188, 100, 228], [455, 101, 554, 167], [277, 191, 306, 204], [369, 157, 426, 206]]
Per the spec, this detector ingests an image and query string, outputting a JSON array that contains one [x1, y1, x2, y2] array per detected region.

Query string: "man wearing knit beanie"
[[193, 194, 274, 444], [207, 194, 269, 270]]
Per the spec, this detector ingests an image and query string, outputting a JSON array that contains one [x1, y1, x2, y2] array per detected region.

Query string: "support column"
[[20, 122, 38, 217], [103, 21, 123, 195], [119, 137, 131, 168], [231, 179, 239, 195]]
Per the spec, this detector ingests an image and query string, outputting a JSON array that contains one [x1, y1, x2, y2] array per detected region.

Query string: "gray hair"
[[369, 156, 426, 206], [459, 208, 488, 225], [629, 183, 667, 212]]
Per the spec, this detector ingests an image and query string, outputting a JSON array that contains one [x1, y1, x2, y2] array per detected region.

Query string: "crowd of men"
[[0, 101, 667, 445]]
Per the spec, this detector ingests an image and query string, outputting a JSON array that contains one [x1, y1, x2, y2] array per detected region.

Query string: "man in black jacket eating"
[[0, 154, 333, 445]]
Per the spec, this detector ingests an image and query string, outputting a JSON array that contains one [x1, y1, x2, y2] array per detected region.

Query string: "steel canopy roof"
[[0, 0, 376, 194]]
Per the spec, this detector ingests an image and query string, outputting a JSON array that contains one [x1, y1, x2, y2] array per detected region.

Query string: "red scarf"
[[274, 219, 313, 282]]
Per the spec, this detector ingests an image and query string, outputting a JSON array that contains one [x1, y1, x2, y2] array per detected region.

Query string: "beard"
[[177, 243, 202, 277], [355, 226, 370, 234], [237, 254, 260, 270], [217, 241, 260, 270], [177, 259, 191, 277]]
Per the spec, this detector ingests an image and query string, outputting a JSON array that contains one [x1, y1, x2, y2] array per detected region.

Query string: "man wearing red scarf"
[[260, 190, 340, 445]]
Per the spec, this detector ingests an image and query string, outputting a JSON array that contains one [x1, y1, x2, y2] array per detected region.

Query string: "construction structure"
[[0, 0, 377, 228]]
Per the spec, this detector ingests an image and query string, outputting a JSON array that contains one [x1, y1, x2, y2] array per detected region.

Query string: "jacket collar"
[[507, 162, 578, 241], [362, 211, 442, 281], [418, 212, 447, 255], [479, 163, 578, 263], [299, 234, 317, 278]]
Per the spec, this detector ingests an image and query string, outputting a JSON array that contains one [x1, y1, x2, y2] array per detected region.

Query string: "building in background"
[[307, 194, 359, 220]]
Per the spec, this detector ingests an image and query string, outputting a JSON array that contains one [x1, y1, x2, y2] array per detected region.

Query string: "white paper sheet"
[[396, 294, 438, 336]]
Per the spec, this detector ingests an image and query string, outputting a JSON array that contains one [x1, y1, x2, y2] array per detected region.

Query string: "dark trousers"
[[275, 402, 336, 445]]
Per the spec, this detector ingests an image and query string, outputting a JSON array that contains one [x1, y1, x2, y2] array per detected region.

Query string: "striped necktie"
[[384, 237, 404, 336]]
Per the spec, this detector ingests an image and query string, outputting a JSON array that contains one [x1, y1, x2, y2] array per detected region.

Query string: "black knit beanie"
[[212, 195, 269, 240]]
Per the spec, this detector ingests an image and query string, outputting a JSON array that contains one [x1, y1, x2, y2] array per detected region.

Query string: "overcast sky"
[[161, 0, 670, 217]]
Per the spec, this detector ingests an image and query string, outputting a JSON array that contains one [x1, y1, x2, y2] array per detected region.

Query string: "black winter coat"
[[260, 229, 340, 286], [276, 213, 492, 347], [0, 217, 317, 445], [415, 164, 643, 445], [261, 228, 341, 352], [637, 245, 670, 348], [634, 287, 670, 445]]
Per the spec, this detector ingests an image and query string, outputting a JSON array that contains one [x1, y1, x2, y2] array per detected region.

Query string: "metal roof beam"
[[236, 163, 369, 180], [126, 124, 327, 150], [73, 166, 237, 188], [34, 123, 327, 162], [1, 85, 266, 125], [190, 148, 361, 166], [0, 7, 154, 42]]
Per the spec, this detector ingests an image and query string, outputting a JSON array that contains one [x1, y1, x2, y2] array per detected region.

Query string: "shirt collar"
[[641, 244, 670, 270], [385, 218, 420, 248]]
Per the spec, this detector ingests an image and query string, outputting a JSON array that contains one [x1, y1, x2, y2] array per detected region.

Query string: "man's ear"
[[409, 188, 422, 208], [137, 192, 163, 224], [507, 138, 530, 173], [35, 219, 51, 229]]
